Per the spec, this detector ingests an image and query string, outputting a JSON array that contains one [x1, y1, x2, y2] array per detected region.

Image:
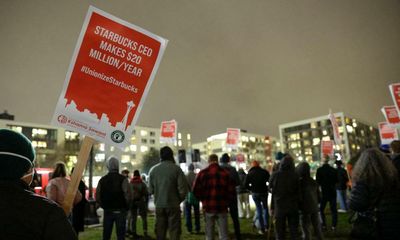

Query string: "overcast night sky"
[[0, 0, 399, 142]]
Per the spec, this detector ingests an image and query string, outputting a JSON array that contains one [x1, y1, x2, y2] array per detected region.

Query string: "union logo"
[[57, 115, 68, 124]]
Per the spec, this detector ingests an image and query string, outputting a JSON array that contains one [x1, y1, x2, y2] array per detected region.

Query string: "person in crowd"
[[296, 162, 323, 240], [130, 169, 148, 238], [349, 148, 400, 240], [0, 129, 78, 239], [141, 174, 150, 213], [390, 140, 400, 177], [185, 163, 201, 234], [121, 169, 134, 237], [245, 160, 270, 235], [316, 155, 338, 231], [148, 146, 188, 240], [237, 168, 251, 219], [335, 160, 349, 212], [96, 156, 131, 240], [269, 154, 300, 240], [193, 154, 235, 240], [71, 167, 88, 236], [46, 162, 82, 210], [219, 153, 241, 240]]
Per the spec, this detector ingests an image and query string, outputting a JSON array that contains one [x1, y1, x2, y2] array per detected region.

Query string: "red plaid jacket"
[[193, 163, 235, 213]]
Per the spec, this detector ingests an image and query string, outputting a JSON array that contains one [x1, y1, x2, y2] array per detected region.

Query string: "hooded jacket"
[[269, 157, 300, 217], [296, 162, 319, 214]]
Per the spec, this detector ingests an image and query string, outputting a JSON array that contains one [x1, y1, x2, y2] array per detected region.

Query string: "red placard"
[[381, 106, 400, 127], [379, 122, 399, 145], [160, 120, 177, 143], [321, 140, 334, 158], [226, 128, 240, 149], [328, 112, 342, 145], [52, 6, 167, 148], [389, 83, 400, 114]]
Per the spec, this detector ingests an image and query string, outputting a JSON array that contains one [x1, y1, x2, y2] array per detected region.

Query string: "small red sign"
[[379, 122, 399, 145], [321, 140, 334, 158], [160, 120, 177, 143], [381, 106, 400, 127], [226, 128, 240, 148]]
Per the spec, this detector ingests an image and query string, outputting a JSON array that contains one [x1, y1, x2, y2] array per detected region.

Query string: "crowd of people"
[[1, 128, 400, 240]]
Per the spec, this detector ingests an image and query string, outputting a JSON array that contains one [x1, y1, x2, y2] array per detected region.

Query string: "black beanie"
[[0, 129, 35, 180], [160, 146, 174, 161]]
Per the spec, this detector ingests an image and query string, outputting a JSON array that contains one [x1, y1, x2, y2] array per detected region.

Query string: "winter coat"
[[0, 180, 77, 240], [316, 164, 338, 199], [46, 177, 82, 206], [245, 166, 269, 194], [336, 167, 349, 190], [148, 160, 188, 208], [349, 181, 400, 240], [269, 158, 300, 217]]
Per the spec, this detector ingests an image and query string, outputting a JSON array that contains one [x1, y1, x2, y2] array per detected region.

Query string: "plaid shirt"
[[193, 163, 235, 213]]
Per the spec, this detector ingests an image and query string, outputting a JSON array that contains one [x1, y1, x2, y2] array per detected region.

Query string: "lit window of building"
[[178, 133, 182, 140], [178, 140, 182, 147], [140, 146, 148, 152], [312, 138, 320, 146], [121, 155, 130, 163], [95, 153, 105, 162], [11, 126, 22, 133], [140, 130, 148, 137], [32, 128, 48, 137], [130, 144, 137, 152], [187, 134, 191, 140], [65, 131, 79, 140]]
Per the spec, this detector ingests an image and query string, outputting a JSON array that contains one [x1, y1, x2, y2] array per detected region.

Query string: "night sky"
[[0, 0, 399, 142]]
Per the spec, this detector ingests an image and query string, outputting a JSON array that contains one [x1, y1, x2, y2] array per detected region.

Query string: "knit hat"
[[106, 156, 119, 172], [220, 153, 230, 163], [0, 129, 35, 180]]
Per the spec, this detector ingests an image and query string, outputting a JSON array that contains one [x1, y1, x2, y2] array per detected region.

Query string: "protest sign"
[[226, 128, 241, 149], [321, 140, 334, 158], [52, 6, 167, 148], [51, 6, 167, 214], [160, 120, 177, 143], [389, 83, 400, 114], [328, 112, 342, 146], [381, 106, 400, 127], [378, 122, 399, 145]]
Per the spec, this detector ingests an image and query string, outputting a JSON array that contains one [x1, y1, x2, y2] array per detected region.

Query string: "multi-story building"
[[192, 131, 281, 170], [0, 119, 192, 175], [279, 112, 380, 166]]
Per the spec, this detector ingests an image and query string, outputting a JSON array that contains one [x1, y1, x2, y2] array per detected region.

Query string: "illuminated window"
[[95, 153, 105, 162], [121, 155, 130, 163], [187, 134, 191, 140], [99, 143, 105, 151], [346, 125, 354, 133], [65, 131, 79, 140], [11, 126, 22, 133], [250, 137, 256, 142], [290, 142, 298, 149], [352, 122, 358, 128], [178, 140, 182, 147], [322, 136, 330, 141], [32, 128, 47, 138], [130, 145, 137, 152], [32, 141, 47, 148], [178, 133, 182, 140], [140, 130, 148, 137], [312, 138, 320, 146], [303, 140, 311, 146], [140, 146, 149, 152], [311, 122, 318, 129], [241, 136, 249, 142], [322, 130, 328, 136], [68, 155, 78, 164]]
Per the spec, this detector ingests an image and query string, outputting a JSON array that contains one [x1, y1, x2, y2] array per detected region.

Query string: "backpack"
[[131, 182, 143, 201]]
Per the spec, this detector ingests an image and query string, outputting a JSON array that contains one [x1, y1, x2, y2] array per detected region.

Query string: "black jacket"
[[336, 167, 349, 190], [245, 166, 270, 194], [0, 180, 77, 240], [316, 164, 338, 199], [349, 181, 400, 240], [269, 159, 300, 217], [97, 172, 128, 210]]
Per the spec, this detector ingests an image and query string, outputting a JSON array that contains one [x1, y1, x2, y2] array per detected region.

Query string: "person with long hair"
[[349, 148, 400, 239], [46, 162, 82, 210]]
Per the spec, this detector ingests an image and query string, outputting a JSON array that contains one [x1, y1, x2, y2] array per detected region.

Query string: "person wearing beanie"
[[148, 146, 189, 239], [245, 160, 270, 235], [0, 129, 77, 240], [219, 153, 242, 240], [96, 156, 131, 240]]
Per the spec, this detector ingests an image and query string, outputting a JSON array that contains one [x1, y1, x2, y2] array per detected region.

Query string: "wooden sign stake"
[[62, 136, 95, 215]]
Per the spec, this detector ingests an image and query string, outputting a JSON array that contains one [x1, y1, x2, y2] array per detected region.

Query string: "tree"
[[141, 148, 160, 174]]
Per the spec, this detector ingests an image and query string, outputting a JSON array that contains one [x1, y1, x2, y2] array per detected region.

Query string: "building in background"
[[0, 119, 192, 176], [192, 130, 281, 171], [279, 112, 380, 169]]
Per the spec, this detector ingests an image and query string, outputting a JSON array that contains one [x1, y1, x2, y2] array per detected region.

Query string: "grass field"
[[79, 211, 351, 240]]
